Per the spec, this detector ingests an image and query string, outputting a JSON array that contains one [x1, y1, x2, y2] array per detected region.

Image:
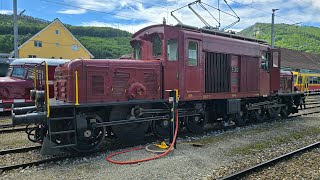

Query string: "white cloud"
[[57, 9, 86, 14], [0, 10, 12, 15], [81, 20, 153, 33], [67, 0, 319, 32]]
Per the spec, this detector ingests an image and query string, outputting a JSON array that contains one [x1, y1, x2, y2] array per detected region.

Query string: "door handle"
[[176, 72, 179, 79]]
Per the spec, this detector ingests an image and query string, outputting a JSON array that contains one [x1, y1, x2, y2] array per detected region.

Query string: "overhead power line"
[[226, 0, 299, 24]]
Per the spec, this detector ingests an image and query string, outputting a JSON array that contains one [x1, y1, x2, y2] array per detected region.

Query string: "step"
[[49, 117, 74, 121], [50, 130, 76, 135], [52, 144, 77, 149]]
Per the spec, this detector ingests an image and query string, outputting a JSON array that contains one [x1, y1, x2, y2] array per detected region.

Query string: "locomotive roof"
[[175, 24, 267, 44], [132, 24, 267, 45], [10, 58, 71, 66]]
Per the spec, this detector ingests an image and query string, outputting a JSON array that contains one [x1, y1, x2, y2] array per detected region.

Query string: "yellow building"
[[18, 18, 94, 59]]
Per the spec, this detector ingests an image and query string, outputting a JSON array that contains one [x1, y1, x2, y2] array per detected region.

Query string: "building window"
[[34, 41, 42, 47], [56, 30, 59, 34], [56, 42, 59, 47], [188, 41, 198, 66], [28, 55, 36, 58], [72, 44, 78, 51]]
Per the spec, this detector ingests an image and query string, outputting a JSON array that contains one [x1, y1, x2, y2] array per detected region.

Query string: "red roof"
[[281, 48, 320, 70]]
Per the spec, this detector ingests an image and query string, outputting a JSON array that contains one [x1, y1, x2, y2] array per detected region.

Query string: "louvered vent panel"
[[112, 72, 130, 97], [205, 52, 231, 93], [144, 72, 157, 97], [92, 75, 104, 95]]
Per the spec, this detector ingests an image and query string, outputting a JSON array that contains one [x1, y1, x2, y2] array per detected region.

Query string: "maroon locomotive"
[[12, 24, 303, 154], [0, 58, 70, 113]]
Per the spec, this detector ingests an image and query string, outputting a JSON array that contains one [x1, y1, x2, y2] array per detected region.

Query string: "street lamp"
[[271, 8, 279, 48]]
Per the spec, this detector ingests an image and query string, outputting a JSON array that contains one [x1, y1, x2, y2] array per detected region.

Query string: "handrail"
[[45, 61, 50, 117], [75, 71, 79, 106]]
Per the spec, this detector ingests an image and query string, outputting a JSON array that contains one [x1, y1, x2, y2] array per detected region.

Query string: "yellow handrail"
[[33, 66, 37, 90], [75, 71, 79, 106], [45, 62, 50, 117]]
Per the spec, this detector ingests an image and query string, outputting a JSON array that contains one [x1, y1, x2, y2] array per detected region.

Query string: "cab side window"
[[167, 39, 178, 61], [261, 51, 270, 70], [152, 34, 162, 57], [134, 42, 141, 60], [188, 41, 198, 66]]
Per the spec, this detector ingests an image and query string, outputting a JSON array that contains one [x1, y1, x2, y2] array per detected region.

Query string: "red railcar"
[[0, 58, 69, 112], [13, 24, 304, 154]]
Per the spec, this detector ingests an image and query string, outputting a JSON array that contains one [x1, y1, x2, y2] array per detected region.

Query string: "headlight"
[[36, 90, 45, 105]]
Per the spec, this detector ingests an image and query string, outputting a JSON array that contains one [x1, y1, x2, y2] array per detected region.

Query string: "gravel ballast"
[[1, 113, 320, 179]]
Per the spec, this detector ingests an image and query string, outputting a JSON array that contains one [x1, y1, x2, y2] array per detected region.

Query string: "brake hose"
[[106, 110, 179, 165]]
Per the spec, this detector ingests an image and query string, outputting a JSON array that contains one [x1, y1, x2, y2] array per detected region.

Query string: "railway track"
[[1, 102, 320, 172], [218, 141, 320, 180]]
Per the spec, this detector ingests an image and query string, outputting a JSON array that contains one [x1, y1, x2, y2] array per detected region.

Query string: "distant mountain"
[[239, 23, 320, 54], [0, 14, 132, 59]]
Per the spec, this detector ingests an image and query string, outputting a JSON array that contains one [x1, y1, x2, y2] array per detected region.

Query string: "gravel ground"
[[245, 147, 320, 180], [1, 112, 320, 180], [0, 131, 35, 151]]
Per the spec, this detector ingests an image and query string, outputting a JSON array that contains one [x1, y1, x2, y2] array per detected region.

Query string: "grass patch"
[[0, 118, 12, 124], [229, 127, 320, 155]]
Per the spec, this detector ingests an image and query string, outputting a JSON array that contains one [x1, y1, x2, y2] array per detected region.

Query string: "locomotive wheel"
[[254, 109, 266, 123], [185, 115, 207, 133], [266, 107, 281, 120], [280, 105, 290, 118], [110, 106, 149, 143], [71, 114, 106, 152], [234, 113, 247, 126], [152, 119, 170, 139]]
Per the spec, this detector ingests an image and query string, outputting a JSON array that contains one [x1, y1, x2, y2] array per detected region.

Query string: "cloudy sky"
[[1, 0, 319, 33]]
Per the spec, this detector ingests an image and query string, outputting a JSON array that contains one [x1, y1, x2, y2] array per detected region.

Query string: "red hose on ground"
[[106, 110, 179, 165]]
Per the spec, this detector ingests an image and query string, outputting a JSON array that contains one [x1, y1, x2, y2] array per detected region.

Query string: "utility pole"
[[271, 8, 279, 48], [13, 0, 19, 58]]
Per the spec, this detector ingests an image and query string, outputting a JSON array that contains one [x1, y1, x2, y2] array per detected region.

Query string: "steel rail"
[[0, 155, 77, 172], [219, 141, 320, 180], [0, 146, 41, 155], [0, 126, 26, 133]]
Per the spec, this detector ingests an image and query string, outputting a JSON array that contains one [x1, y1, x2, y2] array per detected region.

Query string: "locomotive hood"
[[0, 76, 33, 99], [55, 59, 162, 103]]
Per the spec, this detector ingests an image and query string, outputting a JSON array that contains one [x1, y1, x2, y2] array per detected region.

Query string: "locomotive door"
[[163, 28, 180, 99], [270, 49, 281, 92], [184, 39, 202, 100]]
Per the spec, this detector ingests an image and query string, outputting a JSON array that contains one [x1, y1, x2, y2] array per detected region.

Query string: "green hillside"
[[239, 23, 320, 54], [0, 14, 132, 59]]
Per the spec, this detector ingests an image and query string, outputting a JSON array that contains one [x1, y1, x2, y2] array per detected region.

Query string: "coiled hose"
[[106, 111, 179, 165]]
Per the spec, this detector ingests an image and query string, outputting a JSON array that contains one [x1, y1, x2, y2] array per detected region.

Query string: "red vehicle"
[[13, 24, 304, 154], [0, 58, 69, 112]]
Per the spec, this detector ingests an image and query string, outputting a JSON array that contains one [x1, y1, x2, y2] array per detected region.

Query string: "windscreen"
[[11, 67, 26, 79]]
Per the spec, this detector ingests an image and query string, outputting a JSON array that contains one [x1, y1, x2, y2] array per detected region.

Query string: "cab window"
[[188, 41, 198, 66], [273, 52, 279, 67], [152, 34, 162, 57], [298, 76, 302, 84], [133, 42, 141, 60], [167, 39, 178, 61], [293, 74, 297, 85], [261, 51, 270, 70], [11, 67, 26, 79]]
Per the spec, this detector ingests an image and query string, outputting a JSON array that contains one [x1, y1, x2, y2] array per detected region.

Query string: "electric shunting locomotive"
[[12, 23, 304, 155]]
